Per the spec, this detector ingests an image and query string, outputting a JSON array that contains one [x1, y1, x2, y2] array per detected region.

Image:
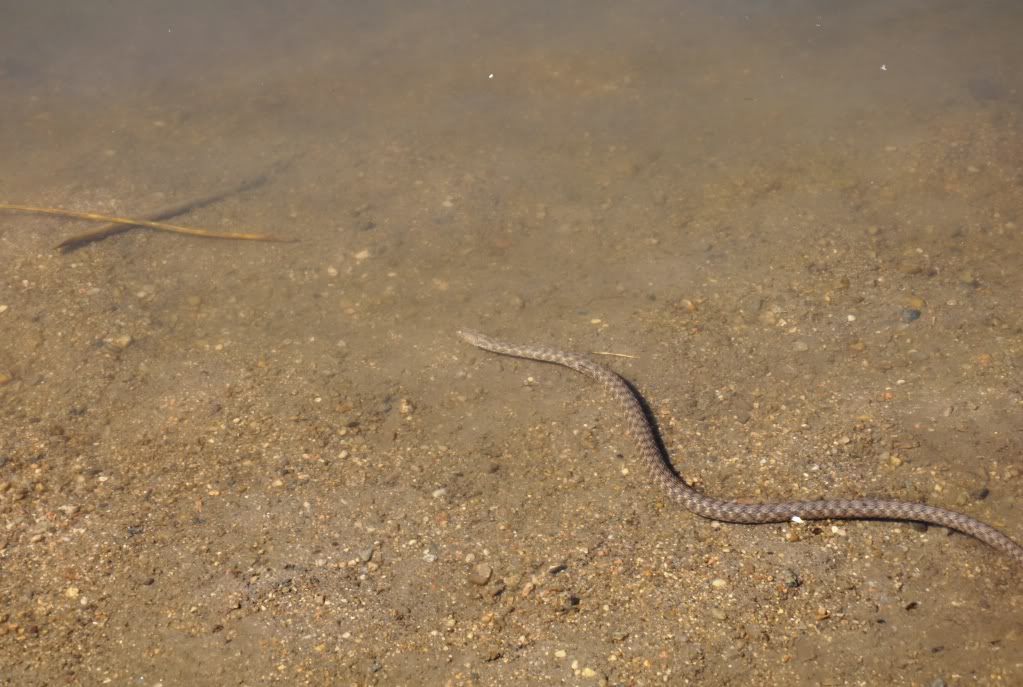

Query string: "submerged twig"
[[0, 202, 296, 248], [54, 173, 273, 250], [0, 164, 296, 250]]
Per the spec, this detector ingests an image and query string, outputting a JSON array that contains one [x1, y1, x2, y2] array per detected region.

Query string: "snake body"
[[458, 330, 1023, 567]]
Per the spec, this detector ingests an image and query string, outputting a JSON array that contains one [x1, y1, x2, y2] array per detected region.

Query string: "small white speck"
[[881, 64, 887, 71], [791, 516, 804, 524], [488, 73, 494, 79], [847, 314, 856, 322]]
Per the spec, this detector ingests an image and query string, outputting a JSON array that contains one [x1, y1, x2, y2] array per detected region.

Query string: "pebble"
[[711, 578, 728, 589], [792, 341, 809, 353], [107, 334, 133, 350], [554, 649, 567, 658], [468, 563, 493, 586], [901, 309, 921, 323], [0, 372, 11, 386], [897, 261, 924, 275]]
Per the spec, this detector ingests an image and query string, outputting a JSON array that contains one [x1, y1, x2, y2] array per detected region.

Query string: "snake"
[[458, 330, 1023, 567]]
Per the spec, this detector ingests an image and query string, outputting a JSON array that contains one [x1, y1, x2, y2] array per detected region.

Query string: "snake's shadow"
[[621, 378, 687, 481]]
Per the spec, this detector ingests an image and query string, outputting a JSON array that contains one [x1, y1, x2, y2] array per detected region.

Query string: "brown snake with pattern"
[[458, 330, 1023, 567]]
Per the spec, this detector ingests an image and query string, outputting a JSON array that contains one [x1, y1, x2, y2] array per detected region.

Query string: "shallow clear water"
[[1, 2, 1021, 684]]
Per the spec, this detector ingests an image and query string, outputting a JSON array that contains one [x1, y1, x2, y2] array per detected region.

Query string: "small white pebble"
[[791, 516, 804, 524], [711, 578, 728, 589]]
